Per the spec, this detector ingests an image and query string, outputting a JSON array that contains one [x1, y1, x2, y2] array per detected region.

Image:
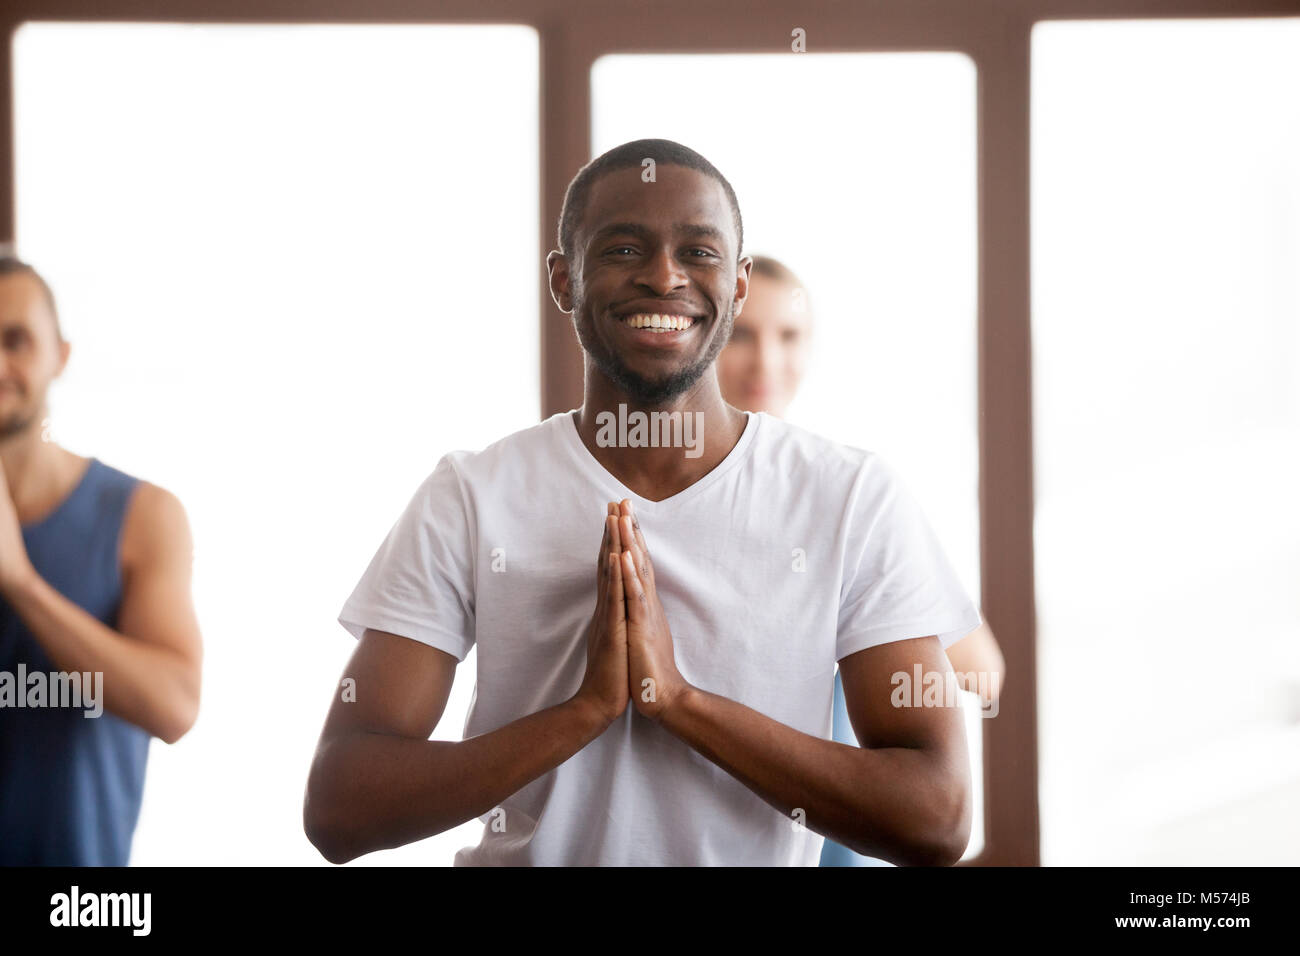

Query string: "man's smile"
[[620, 313, 696, 332], [609, 299, 710, 351], [614, 311, 703, 348]]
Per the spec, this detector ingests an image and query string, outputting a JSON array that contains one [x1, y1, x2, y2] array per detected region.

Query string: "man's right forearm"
[[305, 695, 612, 864]]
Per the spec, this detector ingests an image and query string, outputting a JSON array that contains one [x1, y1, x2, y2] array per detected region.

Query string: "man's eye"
[[607, 246, 636, 255], [687, 249, 716, 258]]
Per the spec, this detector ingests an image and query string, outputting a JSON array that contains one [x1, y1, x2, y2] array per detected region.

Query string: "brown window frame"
[[4, 0, 1297, 866]]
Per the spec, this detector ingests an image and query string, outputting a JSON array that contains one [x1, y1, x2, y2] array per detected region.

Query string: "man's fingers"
[[595, 551, 609, 620], [620, 517, 652, 581], [598, 503, 615, 572], [596, 513, 620, 618], [595, 503, 619, 614], [608, 551, 626, 630], [619, 499, 650, 555], [609, 512, 623, 559], [621, 548, 646, 620], [619, 502, 653, 585]]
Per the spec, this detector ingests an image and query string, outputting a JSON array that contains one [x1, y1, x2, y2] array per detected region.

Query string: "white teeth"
[[622, 313, 695, 331]]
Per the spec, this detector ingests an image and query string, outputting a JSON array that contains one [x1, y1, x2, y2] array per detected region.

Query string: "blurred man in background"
[[716, 253, 1005, 866], [0, 253, 203, 865]]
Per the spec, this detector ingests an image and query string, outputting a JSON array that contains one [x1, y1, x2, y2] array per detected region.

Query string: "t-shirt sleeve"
[[337, 455, 476, 662], [836, 455, 982, 661]]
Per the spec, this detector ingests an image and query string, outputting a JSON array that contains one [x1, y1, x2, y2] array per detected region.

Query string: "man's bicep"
[[116, 482, 203, 666], [837, 635, 967, 762], [321, 628, 458, 742]]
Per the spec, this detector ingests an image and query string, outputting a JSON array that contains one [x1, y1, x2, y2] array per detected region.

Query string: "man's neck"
[[1, 421, 77, 520], [574, 370, 748, 502]]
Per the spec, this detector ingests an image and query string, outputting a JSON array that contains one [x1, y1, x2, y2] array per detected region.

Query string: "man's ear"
[[546, 250, 573, 314], [55, 338, 71, 378], [733, 255, 753, 318]]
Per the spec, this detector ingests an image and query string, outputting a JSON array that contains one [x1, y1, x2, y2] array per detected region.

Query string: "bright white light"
[[14, 23, 539, 865], [1033, 18, 1300, 865]]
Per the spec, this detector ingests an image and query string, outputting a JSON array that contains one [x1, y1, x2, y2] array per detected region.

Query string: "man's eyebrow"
[[588, 222, 654, 246], [587, 221, 730, 246], [676, 223, 729, 244]]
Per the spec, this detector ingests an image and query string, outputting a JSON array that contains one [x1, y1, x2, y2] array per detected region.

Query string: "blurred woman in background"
[[716, 254, 1005, 866]]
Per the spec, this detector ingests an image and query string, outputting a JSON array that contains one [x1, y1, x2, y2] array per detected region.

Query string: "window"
[[14, 22, 539, 864], [1033, 18, 1300, 865]]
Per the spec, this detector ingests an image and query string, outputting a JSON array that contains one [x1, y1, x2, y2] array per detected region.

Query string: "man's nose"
[[633, 247, 689, 294]]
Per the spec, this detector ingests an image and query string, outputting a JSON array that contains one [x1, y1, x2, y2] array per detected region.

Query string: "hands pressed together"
[[575, 499, 691, 726], [0, 456, 37, 598]]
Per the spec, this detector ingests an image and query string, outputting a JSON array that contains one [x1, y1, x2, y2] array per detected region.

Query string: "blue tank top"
[[0, 456, 151, 866]]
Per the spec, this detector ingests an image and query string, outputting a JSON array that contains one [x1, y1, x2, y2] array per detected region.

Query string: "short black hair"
[[557, 138, 744, 262], [0, 253, 63, 342]]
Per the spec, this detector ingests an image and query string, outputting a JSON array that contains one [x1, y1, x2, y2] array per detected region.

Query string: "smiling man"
[[304, 139, 981, 866], [0, 254, 203, 865]]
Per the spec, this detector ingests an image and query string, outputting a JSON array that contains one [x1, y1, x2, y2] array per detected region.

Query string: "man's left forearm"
[[656, 685, 970, 865], [4, 572, 199, 743]]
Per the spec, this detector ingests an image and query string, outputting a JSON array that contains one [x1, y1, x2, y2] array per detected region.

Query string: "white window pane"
[[1033, 19, 1300, 865], [594, 52, 983, 859], [14, 22, 539, 865]]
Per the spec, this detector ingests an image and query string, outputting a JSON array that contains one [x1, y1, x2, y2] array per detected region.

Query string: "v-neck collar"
[[556, 407, 761, 513]]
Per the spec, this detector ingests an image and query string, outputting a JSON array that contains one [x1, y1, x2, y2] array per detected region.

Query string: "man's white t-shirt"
[[337, 409, 980, 866]]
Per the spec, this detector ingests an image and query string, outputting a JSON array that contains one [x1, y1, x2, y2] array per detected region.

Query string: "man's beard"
[[573, 291, 735, 405], [0, 407, 37, 441]]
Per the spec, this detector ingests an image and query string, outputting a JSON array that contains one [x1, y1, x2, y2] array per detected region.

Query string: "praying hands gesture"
[[575, 499, 690, 725], [568, 497, 971, 864]]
